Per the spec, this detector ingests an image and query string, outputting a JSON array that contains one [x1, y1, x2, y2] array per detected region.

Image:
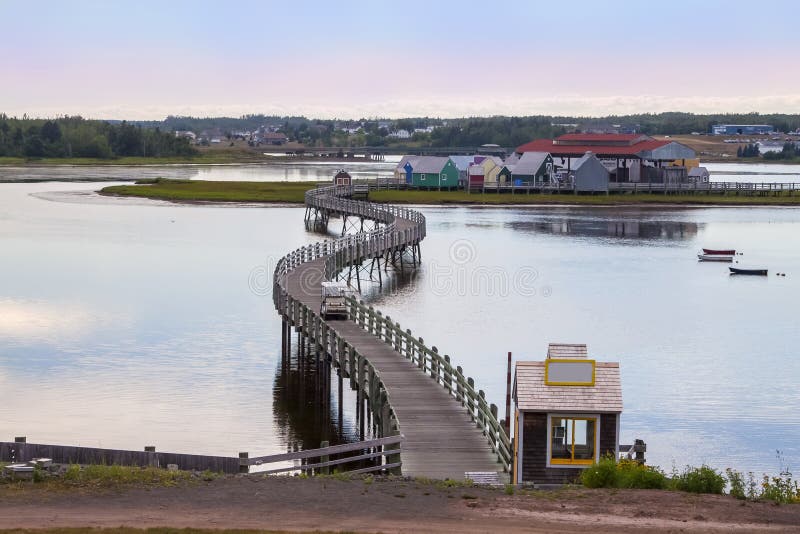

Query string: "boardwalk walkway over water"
[[273, 185, 509, 480]]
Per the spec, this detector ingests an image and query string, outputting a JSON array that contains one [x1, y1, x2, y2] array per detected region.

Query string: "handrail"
[[272, 182, 511, 473], [246, 435, 403, 476], [345, 298, 512, 469]]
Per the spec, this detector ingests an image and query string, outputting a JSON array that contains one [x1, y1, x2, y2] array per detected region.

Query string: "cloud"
[[10, 94, 800, 121]]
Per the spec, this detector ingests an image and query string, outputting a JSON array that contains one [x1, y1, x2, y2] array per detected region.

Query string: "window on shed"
[[550, 417, 596, 465]]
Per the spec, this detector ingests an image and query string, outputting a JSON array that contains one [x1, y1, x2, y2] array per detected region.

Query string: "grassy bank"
[[101, 179, 315, 204], [100, 180, 800, 206]]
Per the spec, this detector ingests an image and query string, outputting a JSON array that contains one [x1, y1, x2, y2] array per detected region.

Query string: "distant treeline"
[[0, 115, 196, 159], [133, 112, 800, 147]]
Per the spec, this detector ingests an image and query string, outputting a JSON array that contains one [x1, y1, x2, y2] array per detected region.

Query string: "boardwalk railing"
[[244, 435, 402, 476], [272, 183, 513, 474], [346, 299, 513, 471]]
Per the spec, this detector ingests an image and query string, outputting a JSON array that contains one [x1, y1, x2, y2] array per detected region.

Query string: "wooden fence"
[[244, 435, 402, 476], [0, 439, 240, 473]]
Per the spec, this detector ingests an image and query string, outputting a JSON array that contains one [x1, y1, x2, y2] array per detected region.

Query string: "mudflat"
[[0, 475, 797, 533]]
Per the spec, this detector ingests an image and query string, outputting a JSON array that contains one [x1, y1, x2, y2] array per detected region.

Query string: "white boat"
[[698, 253, 733, 262]]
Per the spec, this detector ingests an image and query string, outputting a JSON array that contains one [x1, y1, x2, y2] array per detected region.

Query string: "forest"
[[0, 115, 196, 159]]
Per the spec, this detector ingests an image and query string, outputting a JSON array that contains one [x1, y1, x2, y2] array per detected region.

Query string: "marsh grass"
[[0, 464, 194, 489], [101, 180, 315, 204]]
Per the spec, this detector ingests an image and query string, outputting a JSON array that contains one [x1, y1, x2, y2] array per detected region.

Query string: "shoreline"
[[1, 475, 797, 533], [96, 181, 800, 208]]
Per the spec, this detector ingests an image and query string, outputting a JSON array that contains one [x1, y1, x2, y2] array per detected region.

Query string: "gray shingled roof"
[[547, 343, 588, 359], [396, 155, 420, 171], [688, 166, 709, 177], [448, 155, 475, 171], [513, 151, 550, 175], [411, 156, 451, 174], [514, 361, 622, 413]]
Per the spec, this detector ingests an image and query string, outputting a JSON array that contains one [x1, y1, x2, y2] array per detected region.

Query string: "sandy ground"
[[1, 476, 798, 533]]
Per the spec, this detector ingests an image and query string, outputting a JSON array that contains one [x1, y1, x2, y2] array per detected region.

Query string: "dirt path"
[[1, 476, 797, 533]]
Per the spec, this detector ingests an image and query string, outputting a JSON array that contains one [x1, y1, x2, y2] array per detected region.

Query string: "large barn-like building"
[[516, 133, 696, 184]]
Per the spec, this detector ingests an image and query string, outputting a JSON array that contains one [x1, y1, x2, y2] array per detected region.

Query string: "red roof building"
[[516, 134, 697, 183]]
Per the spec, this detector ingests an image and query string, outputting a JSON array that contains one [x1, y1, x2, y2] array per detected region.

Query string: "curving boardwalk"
[[273, 185, 505, 480]]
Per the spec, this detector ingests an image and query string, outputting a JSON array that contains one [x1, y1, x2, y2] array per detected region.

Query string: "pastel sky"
[[3, 0, 799, 119]]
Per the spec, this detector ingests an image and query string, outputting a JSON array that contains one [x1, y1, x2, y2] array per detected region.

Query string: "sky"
[[2, 0, 799, 120]]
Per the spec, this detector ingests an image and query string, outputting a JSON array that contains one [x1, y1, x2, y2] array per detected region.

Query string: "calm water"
[[1, 171, 799, 476]]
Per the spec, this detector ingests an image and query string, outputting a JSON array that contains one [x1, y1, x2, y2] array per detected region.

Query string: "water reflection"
[[506, 218, 699, 240]]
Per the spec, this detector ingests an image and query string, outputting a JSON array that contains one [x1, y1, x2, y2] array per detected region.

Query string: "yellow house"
[[469, 156, 504, 184]]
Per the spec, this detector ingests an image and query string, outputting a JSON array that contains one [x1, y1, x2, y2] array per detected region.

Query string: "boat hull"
[[703, 248, 736, 255], [729, 267, 768, 276], [698, 254, 733, 262]]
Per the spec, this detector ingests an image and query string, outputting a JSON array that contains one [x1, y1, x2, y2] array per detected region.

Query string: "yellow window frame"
[[550, 416, 598, 465]]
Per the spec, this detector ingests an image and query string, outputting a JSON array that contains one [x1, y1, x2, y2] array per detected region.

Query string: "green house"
[[410, 157, 459, 189]]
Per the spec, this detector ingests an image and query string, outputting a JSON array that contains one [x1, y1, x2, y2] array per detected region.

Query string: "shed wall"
[[521, 412, 617, 485]]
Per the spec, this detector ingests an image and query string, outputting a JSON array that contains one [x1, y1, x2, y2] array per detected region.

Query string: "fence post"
[[320, 440, 330, 475]]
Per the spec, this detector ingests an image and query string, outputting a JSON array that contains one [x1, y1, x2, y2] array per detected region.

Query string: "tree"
[[41, 121, 62, 143]]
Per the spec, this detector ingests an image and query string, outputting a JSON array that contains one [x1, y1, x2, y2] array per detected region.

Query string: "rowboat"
[[698, 254, 733, 262], [703, 248, 736, 255], [729, 267, 768, 276]]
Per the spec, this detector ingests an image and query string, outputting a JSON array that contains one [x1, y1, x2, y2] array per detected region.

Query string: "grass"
[[100, 180, 800, 206], [1, 464, 194, 489], [101, 179, 316, 204]]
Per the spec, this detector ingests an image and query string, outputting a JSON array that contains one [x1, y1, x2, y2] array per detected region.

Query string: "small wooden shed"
[[334, 170, 352, 186], [512, 343, 622, 486], [569, 152, 609, 192]]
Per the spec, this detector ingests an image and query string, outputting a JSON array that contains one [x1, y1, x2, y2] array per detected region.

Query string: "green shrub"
[[581, 456, 618, 488], [581, 457, 667, 490], [726, 468, 746, 499], [673, 465, 726, 494], [760, 473, 800, 505]]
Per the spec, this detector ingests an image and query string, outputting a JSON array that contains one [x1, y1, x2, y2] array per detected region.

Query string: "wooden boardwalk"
[[275, 185, 504, 480]]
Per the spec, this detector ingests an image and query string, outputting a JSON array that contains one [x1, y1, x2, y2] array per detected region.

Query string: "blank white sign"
[[546, 360, 595, 386]]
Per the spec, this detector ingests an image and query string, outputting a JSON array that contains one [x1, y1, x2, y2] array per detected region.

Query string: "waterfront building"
[[513, 344, 622, 486], [569, 152, 610, 192], [517, 133, 696, 184], [511, 152, 553, 185], [711, 124, 774, 135], [398, 156, 459, 188]]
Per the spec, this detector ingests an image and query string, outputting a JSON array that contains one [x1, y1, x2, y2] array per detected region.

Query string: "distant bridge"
[[270, 145, 511, 160]]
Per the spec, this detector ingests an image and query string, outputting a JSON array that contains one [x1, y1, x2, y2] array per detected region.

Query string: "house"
[[263, 132, 288, 145], [511, 152, 553, 185], [395, 155, 420, 184], [468, 156, 503, 187], [388, 129, 412, 139], [448, 155, 477, 187], [467, 162, 485, 189], [513, 344, 622, 486], [568, 152, 609, 192], [687, 166, 710, 184], [333, 170, 352, 186], [517, 134, 695, 184], [174, 130, 197, 141], [409, 156, 459, 189]]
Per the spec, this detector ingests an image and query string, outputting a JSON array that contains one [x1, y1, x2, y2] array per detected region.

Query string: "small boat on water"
[[729, 267, 768, 276], [703, 248, 736, 255], [698, 254, 733, 262]]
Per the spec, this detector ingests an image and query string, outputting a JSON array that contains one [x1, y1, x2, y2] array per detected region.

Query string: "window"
[[550, 417, 597, 465]]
